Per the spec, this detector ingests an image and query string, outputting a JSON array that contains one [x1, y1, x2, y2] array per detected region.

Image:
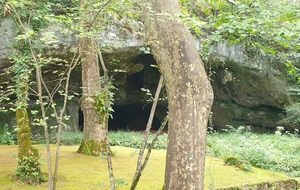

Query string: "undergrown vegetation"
[[113, 128, 300, 178], [13, 147, 44, 184], [1, 127, 299, 178], [0, 124, 15, 145], [52, 131, 83, 145], [109, 130, 168, 150], [206, 126, 300, 178]]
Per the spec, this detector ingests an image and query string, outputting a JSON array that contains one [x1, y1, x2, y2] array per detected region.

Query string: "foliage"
[[51, 131, 83, 145], [279, 103, 300, 127], [114, 178, 128, 188], [94, 77, 115, 120], [14, 147, 44, 184], [178, 0, 300, 76], [208, 1, 299, 51], [0, 124, 15, 145], [140, 88, 154, 102], [109, 131, 167, 150], [206, 126, 300, 177]]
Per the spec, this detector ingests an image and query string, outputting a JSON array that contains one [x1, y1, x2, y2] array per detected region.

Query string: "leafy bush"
[[0, 124, 15, 145], [14, 147, 44, 184], [279, 103, 300, 127]]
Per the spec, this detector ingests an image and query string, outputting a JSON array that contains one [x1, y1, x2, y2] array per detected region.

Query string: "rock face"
[[206, 42, 293, 131], [0, 18, 296, 132], [0, 19, 16, 69]]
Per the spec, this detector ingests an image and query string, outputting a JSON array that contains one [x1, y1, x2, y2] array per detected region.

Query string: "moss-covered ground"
[[0, 145, 297, 190]]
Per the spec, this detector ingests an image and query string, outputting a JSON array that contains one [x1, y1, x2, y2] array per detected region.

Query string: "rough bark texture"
[[77, 0, 107, 155], [16, 108, 31, 161], [142, 0, 214, 189], [15, 74, 43, 183]]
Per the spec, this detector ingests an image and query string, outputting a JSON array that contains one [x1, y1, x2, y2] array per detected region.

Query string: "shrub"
[[0, 124, 15, 145], [14, 147, 44, 184]]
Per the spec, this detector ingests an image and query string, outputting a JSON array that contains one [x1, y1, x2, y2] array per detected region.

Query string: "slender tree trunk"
[[16, 77, 31, 162], [142, 0, 214, 189], [16, 108, 31, 162], [98, 48, 116, 190], [33, 47, 52, 189], [77, 0, 107, 155], [130, 75, 164, 190]]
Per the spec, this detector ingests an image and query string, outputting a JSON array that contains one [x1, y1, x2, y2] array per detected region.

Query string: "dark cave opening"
[[78, 104, 167, 132], [126, 71, 144, 91], [78, 108, 84, 132], [108, 104, 164, 131]]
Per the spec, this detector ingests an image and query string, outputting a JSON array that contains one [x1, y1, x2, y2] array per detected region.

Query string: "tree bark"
[[15, 66, 43, 184], [77, 0, 107, 155], [16, 76, 31, 162], [141, 0, 214, 189], [130, 75, 164, 190], [16, 108, 31, 161]]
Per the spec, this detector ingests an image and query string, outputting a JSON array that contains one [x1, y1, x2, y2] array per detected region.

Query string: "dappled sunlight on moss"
[[0, 145, 296, 189]]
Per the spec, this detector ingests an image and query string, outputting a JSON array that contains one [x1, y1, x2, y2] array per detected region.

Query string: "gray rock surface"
[[0, 18, 296, 132], [0, 19, 16, 69]]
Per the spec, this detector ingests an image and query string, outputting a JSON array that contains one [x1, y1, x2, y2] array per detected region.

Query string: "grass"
[[109, 130, 167, 150], [206, 128, 300, 178], [108, 129, 300, 178], [0, 145, 296, 190], [1, 127, 300, 180]]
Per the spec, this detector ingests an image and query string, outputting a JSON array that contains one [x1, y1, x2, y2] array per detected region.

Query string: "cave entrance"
[[126, 71, 144, 91], [78, 104, 168, 132], [108, 104, 167, 131], [78, 108, 84, 132]]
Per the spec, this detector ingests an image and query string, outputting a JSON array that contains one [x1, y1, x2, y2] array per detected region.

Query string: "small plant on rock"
[[224, 155, 252, 172]]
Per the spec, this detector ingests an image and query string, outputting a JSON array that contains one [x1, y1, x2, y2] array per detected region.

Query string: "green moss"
[[16, 108, 31, 161], [224, 156, 252, 172], [218, 179, 298, 190], [77, 138, 106, 156], [14, 109, 43, 184], [0, 145, 296, 190]]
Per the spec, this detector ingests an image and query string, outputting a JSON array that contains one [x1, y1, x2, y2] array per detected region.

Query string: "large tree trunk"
[[142, 0, 214, 189], [77, 0, 107, 155]]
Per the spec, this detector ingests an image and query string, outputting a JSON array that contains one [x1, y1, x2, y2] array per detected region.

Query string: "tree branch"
[[97, 47, 115, 190], [87, 0, 112, 32], [130, 75, 164, 190]]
